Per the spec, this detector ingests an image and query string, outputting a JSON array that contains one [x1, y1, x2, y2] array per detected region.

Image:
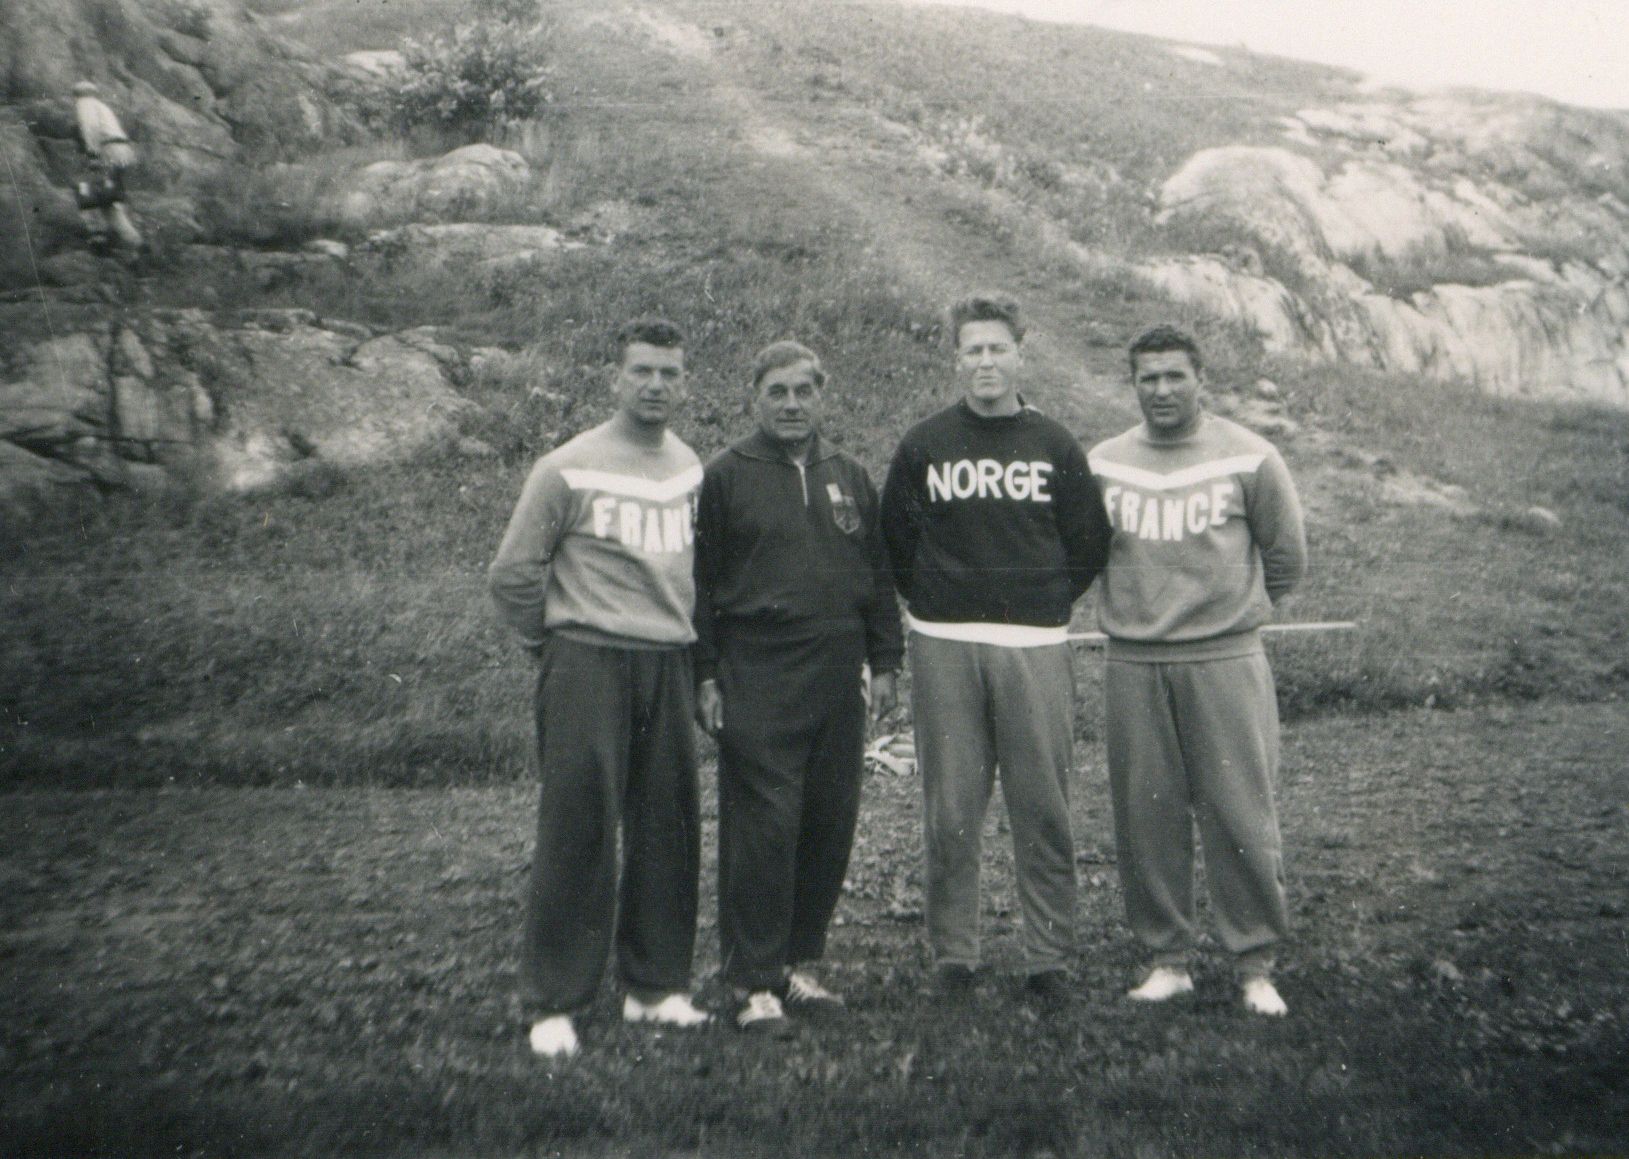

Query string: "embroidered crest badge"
[[826, 482, 861, 535]]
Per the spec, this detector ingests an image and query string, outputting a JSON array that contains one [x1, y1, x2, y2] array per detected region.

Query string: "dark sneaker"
[[935, 963, 977, 998], [1024, 968, 1072, 1007]]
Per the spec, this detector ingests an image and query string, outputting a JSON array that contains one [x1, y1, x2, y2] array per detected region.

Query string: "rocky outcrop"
[[1145, 92, 1629, 407], [0, 0, 359, 288], [327, 145, 534, 230], [360, 223, 576, 268], [0, 308, 486, 529]]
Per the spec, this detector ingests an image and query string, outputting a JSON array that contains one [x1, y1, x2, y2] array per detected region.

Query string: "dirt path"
[[625, 3, 1138, 430]]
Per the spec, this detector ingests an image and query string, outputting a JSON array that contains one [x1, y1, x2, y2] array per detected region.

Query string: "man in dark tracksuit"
[[694, 340, 904, 1035]]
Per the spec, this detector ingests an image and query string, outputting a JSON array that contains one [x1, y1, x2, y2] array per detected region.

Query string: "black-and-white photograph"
[[2, 0, 1625, 1154]]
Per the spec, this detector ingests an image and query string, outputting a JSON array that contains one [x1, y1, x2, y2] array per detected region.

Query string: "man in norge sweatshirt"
[[881, 296, 1112, 1004], [1088, 325, 1308, 1017], [489, 318, 711, 1060]]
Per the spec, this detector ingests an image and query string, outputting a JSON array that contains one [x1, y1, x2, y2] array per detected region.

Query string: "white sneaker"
[[528, 1015, 579, 1059], [1127, 966, 1195, 1003], [1242, 976, 1288, 1016], [785, 969, 845, 1008], [736, 990, 795, 1036], [622, 992, 711, 1027]]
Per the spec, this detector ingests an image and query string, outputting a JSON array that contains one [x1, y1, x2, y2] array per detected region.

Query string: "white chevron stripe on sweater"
[[560, 465, 703, 502], [1087, 453, 1265, 492]]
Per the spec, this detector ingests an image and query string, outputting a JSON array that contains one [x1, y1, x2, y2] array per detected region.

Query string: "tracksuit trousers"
[[909, 632, 1078, 974], [519, 634, 700, 1016], [1104, 651, 1288, 978], [716, 625, 867, 993]]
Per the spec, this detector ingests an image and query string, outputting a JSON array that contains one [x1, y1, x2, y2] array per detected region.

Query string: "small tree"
[[396, 5, 553, 141]]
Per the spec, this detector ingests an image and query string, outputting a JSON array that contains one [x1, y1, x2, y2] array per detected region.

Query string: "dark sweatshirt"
[[880, 399, 1112, 630], [693, 430, 904, 683]]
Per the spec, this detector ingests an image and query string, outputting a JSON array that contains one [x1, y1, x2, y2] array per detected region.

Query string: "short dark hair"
[[750, 340, 826, 390], [614, 317, 685, 361], [1128, 325, 1203, 378], [949, 295, 1024, 347]]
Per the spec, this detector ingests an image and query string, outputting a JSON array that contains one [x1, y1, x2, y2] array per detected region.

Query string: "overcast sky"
[[900, 0, 1629, 110]]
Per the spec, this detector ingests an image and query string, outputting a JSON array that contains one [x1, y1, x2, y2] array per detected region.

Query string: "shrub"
[[396, 12, 555, 141]]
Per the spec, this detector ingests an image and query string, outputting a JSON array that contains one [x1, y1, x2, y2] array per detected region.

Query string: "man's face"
[[1133, 348, 1204, 435], [612, 342, 686, 429], [955, 320, 1023, 412], [754, 359, 824, 449]]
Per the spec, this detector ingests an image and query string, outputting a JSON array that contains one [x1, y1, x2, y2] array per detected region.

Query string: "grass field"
[[5, 0, 1629, 1154], [2, 702, 1626, 1156]]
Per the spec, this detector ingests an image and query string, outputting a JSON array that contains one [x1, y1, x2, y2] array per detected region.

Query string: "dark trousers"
[[716, 626, 867, 992], [520, 634, 700, 1016]]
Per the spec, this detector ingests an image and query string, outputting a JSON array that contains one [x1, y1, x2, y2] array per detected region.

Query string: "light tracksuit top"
[[488, 421, 703, 650], [1087, 413, 1307, 662]]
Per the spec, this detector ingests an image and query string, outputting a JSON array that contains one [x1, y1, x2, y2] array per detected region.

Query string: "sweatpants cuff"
[[1235, 950, 1277, 981]]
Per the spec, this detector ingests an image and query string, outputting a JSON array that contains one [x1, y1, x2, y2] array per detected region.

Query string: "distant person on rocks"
[[693, 340, 903, 1036], [880, 295, 1112, 1007], [489, 318, 711, 1060], [71, 81, 143, 253], [1088, 324, 1308, 1016]]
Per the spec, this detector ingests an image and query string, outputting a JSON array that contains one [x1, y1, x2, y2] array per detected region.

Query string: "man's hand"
[[870, 670, 897, 723], [696, 679, 724, 736]]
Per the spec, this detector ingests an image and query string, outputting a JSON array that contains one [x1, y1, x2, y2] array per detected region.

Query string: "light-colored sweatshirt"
[[1088, 413, 1307, 661], [489, 420, 703, 650], [74, 95, 136, 167]]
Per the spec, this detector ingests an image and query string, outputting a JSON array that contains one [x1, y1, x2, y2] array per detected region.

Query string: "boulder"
[[190, 320, 479, 489], [361, 223, 573, 266], [1, 310, 485, 524], [342, 50, 406, 80], [1147, 91, 1629, 407], [330, 146, 534, 229], [0, 333, 110, 449], [0, 123, 83, 289], [34, 251, 109, 289]]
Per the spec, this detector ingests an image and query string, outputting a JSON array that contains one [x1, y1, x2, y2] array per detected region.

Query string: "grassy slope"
[[3, 3, 1628, 1154], [4, 0, 1626, 786], [1, 702, 1625, 1156]]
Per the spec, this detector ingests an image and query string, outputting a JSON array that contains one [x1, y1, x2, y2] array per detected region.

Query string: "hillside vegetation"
[[4, 0, 1626, 787], [4, 4, 1628, 1156]]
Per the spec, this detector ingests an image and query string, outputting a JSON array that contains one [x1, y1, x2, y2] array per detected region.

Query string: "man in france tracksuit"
[[881, 296, 1112, 1004], [1088, 325, 1308, 1016], [694, 340, 903, 1035], [489, 318, 712, 1060]]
